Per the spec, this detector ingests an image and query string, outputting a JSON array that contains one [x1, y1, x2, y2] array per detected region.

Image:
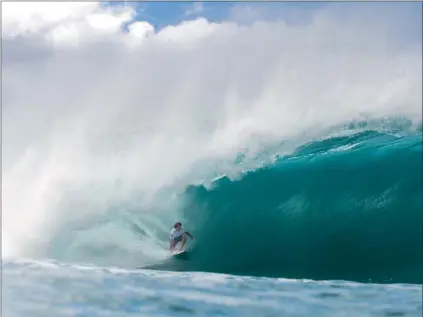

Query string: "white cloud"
[[2, 2, 136, 47], [3, 2, 97, 36], [185, 2, 205, 17], [127, 21, 155, 39], [2, 2, 421, 261]]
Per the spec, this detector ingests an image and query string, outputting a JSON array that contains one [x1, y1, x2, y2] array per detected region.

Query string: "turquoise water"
[[147, 127, 422, 285], [4, 121, 422, 317]]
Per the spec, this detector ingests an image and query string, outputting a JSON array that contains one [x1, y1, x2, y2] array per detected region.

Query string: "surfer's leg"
[[180, 234, 187, 250], [171, 236, 181, 251], [170, 238, 178, 250]]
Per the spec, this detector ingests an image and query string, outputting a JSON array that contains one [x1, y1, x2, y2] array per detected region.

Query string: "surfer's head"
[[174, 222, 182, 230]]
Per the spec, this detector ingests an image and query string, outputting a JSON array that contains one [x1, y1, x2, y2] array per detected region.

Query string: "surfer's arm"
[[185, 231, 194, 239]]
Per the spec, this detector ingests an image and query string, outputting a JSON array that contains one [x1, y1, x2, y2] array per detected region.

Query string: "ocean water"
[[3, 123, 422, 317], [3, 260, 422, 317]]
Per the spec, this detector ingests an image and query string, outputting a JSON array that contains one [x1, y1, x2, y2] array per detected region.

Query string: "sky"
[[105, 2, 329, 30], [2, 1, 422, 259], [3, 2, 421, 44], [104, 1, 421, 38]]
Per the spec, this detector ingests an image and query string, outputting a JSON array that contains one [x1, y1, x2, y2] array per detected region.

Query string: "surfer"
[[169, 222, 194, 252]]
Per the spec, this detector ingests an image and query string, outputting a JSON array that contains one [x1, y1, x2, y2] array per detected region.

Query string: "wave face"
[[147, 127, 422, 284]]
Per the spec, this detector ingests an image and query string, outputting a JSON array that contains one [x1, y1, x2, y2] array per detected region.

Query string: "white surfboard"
[[171, 249, 187, 256]]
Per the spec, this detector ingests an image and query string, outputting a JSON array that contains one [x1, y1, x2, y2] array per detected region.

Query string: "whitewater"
[[2, 2, 422, 317]]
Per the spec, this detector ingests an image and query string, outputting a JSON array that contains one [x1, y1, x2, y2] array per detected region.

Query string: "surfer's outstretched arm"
[[185, 231, 194, 239]]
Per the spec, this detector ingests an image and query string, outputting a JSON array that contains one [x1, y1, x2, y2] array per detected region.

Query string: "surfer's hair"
[[174, 222, 182, 228]]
